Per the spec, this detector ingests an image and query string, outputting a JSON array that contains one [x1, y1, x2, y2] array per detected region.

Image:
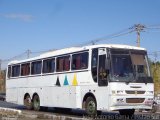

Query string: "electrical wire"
[[76, 28, 135, 47], [1, 23, 160, 64]]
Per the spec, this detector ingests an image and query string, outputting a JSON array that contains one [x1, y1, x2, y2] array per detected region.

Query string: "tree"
[[0, 70, 6, 93]]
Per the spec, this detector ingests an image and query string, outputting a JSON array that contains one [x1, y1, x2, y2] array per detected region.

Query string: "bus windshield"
[[110, 49, 152, 83], [131, 51, 152, 83], [111, 50, 134, 82]]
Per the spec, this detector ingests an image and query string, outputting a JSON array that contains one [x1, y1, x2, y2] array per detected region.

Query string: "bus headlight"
[[112, 90, 124, 95], [146, 91, 154, 95], [117, 98, 125, 103], [117, 90, 124, 94]]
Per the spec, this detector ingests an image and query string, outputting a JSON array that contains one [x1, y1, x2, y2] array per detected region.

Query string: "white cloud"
[[1, 13, 33, 22]]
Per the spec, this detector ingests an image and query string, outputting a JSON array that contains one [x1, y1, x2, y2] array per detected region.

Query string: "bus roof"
[[8, 44, 146, 65]]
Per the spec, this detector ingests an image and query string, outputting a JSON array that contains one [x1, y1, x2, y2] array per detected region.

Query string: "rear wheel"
[[85, 97, 97, 116], [24, 95, 32, 110], [33, 95, 40, 111]]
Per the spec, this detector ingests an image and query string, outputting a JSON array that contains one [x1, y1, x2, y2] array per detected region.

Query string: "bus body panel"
[[6, 44, 154, 113], [108, 82, 154, 111]]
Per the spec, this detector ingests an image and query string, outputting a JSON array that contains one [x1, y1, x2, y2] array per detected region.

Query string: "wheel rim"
[[24, 96, 32, 109], [87, 100, 96, 114], [34, 96, 40, 110]]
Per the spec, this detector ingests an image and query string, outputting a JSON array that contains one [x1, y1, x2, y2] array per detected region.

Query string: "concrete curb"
[[0, 107, 21, 116], [20, 112, 86, 120], [0, 107, 87, 120]]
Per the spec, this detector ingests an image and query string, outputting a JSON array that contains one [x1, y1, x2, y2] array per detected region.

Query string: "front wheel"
[[85, 97, 97, 116], [33, 95, 40, 111], [151, 103, 158, 113]]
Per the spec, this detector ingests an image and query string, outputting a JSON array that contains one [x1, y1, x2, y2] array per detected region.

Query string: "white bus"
[[6, 44, 154, 116]]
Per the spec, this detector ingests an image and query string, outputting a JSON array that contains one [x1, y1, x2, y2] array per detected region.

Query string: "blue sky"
[[0, 0, 160, 67]]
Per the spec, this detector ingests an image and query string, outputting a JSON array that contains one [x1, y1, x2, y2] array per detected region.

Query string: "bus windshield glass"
[[110, 49, 152, 83], [111, 50, 134, 82], [131, 51, 152, 82]]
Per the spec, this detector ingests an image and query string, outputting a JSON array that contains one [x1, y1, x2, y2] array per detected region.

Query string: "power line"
[[1, 48, 57, 63], [1, 23, 160, 64], [76, 23, 160, 47], [31, 49, 57, 54], [147, 24, 160, 28], [76, 28, 135, 47]]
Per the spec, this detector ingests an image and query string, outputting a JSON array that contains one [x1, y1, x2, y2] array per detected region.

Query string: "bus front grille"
[[126, 98, 145, 103], [125, 90, 145, 94]]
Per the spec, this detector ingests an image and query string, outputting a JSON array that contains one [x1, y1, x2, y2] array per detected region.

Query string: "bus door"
[[98, 48, 109, 86]]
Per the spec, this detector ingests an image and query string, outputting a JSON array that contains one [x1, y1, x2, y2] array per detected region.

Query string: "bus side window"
[[31, 61, 42, 75], [98, 54, 108, 86], [72, 52, 88, 70], [12, 65, 20, 77], [21, 63, 30, 76], [64, 56, 70, 71], [56, 56, 70, 72], [91, 49, 98, 82], [43, 58, 55, 73]]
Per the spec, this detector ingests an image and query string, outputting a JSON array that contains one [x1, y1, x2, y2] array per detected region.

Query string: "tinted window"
[[72, 52, 88, 70], [91, 49, 98, 82], [43, 58, 55, 73], [12, 65, 20, 77], [56, 56, 70, 72], [31, 61, 42, 75], [21, 63, 30, 76], [98, 55, 108, 86], [111, 53, 134, 81]]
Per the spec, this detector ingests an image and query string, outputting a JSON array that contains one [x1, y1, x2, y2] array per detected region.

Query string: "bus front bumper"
[[109, 96, 153, 111]]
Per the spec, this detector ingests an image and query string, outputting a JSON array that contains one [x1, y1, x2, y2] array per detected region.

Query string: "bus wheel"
[[151, 105, 157, 113], [33, 95, 40, 111], [24, 95, 32, 110], [85, 97, 97, 116]]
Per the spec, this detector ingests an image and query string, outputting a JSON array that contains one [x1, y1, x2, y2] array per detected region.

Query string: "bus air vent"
[[126, 98, 145, 103], [125, 90, 145, 94]]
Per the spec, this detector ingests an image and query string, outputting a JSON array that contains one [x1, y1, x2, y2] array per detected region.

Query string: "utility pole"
[[0, 59, 1, 71], [134, 24, 145, 47], [27, 49, 31, 59], [0, 59, 2, 72]]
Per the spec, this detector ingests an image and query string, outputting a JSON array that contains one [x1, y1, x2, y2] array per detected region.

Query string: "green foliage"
[[151, 63, 160, 95], [0, 70, 6, 93]]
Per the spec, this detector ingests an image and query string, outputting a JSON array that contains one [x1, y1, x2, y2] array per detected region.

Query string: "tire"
[[85, 97, 97, 116], [33, 95, 40, 111], [119, 109, 135, 119], [145, 109, 150, 111], [24, 95, 33, 110], [151, 104, 157, 113], [40, 106, 48, 111], [54, 108, 72, 113]]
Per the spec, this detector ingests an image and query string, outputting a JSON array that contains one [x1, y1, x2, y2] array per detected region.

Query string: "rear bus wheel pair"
[[25, 95, 98, 115], [24, 95, 40, 111]]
